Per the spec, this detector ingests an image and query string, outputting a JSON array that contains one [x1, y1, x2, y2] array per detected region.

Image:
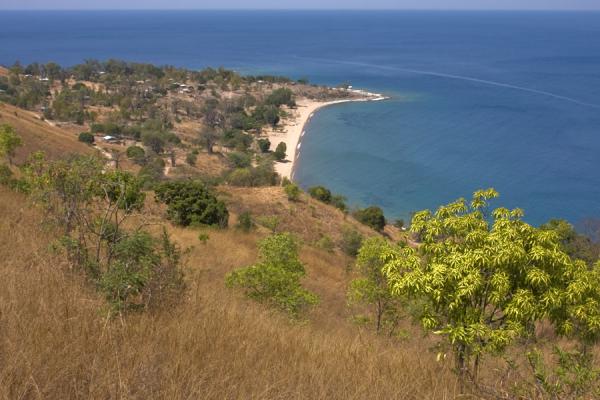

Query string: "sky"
[[1, 0, 600, 10]]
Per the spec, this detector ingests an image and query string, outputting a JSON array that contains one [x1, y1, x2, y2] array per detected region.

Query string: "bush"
[[138, 157, 165, 187], [226, 233, 318, 317], [155, 181, 229, 228], [78, 132, 95, 144], [331, 194, 348, 212], [265, 88, 296, 108], [99, 229, 184, 312], [237, 211, 255, 232], [257, 138, 271, 153], [228, 151, 252, 168], [126, 145, 146, 163], [308, 186, 332, 203], [315, 235, 334, 253], [284, 182, 301, 201], [340, 227, 363, 257], [186, 152, 197, 166], [274, 142, 287, 161], [354, 206, 386, 231]]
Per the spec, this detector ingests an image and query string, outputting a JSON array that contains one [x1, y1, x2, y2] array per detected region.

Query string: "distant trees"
[[226, 233, 318, 317], [0, 124, 23, 165], [78, 132, 95, 144], [354, 206, 386, 231], [198, 128, 221, 154], [265, 88, 296, 108], [154, 181, 229, 228], [308, 185, 348, 212], [274, 142, 287, 161]]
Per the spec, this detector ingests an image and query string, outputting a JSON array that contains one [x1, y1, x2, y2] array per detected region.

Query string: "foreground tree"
[[380, 189, 600, 385], [0, 124, 23, 165]]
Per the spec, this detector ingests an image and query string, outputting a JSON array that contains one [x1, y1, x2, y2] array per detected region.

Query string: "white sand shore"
[[267, 92, 388, 180]]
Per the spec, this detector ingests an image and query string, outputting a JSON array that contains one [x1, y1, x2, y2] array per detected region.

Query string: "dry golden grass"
[[0, 186, 464, 400], [0, 102, 92, 163]]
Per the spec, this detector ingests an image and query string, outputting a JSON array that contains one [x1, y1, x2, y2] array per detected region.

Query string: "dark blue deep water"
[[1, 11, 599, 225]]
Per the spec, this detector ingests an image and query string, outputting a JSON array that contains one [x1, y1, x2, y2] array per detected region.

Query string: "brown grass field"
[[0, 186, 464, 399], [0, 102, 92, 163]]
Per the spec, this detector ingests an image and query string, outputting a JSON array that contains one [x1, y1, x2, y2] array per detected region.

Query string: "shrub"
[[257, 215, 280, 232], [100, 229, 184, 312], [237, 211, 255, 232], [257, 138, 271, 153], [78, 132, 95, 144], [308, 186, 332, 203], [228, 151, 252, 168], [331, 194, 348, 212], [284, 182, 301, 201], [354, 206, 386, 231], [315, 235, 334, 253], [138, 157, 165, 187], [198, 232, 210, 244], [274, 142, 287, 161], [0, 164, 13, 186], [186, 152, 197, 166], [226, 233, 318, 317], [265, 88, 296, 108], [155, 181, 229, 228], [340, 227, 363, 257], [126, 146, 146, 160]]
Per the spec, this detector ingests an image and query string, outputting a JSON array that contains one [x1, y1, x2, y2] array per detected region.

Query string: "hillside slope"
[[0, 102, 92, 163]]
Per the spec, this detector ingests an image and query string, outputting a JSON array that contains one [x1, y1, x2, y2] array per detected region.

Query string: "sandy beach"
[[267, 92, 388, 180]]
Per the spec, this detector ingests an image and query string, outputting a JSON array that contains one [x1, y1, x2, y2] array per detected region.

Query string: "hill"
[[0, 102, 92, 163]]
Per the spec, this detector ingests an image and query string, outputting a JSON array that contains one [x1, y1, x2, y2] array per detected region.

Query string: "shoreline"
[[267, 91, 389, 181]]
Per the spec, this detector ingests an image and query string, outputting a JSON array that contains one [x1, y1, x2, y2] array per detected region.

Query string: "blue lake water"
[[1, 10, 599, 225]]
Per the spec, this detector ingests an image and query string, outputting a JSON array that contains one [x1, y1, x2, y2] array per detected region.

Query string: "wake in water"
[[294, 56, 600, 109]]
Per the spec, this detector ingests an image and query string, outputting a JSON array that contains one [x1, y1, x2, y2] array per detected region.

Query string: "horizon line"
[[2, 8, 600, 12]]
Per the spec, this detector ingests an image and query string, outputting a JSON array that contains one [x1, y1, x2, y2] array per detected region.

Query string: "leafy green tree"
[[340, 227, 363, 257], [348, 237, 402, 334], [78, 132, 95, 144], [331, 194, 348, 213], [228, 151, 252, 168], [236, 211, 255, 232], [308, 186, 332, 203], [0, 124, 23, 165], [126, 145, 146, 164], [380, 189, 600, 383], [226, 233, 318, 317], [354, 206, 386, 231], [154, 181, 229, 227], [265, 88, 296, 108], [141, 131, 165, 154], [257, 138, 271, 153], [284, 182, 301, 201]]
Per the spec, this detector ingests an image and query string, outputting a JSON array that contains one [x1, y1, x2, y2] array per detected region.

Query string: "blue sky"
[[2, 0, 600, 10]]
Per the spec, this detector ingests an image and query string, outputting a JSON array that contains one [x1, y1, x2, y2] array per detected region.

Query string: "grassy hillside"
[[0, 184, 460, 399], [0, 102, 92, 163]]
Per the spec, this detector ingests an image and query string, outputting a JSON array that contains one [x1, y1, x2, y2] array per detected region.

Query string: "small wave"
[[293, 55, 600, 109]]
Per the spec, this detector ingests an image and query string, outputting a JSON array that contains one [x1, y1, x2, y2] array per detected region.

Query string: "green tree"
[[284, 182, 301, 201], [340, 227, 363, 257], [126, 145, 146, 164], [308, 186, 332, 203], [348, 237, 402, 334], [0, 124, 23, 165], [78, 132, 95, 144], [154, 180, 229, 227], [226, 233, 318, 317], [380, 189, 600, 384], [354, 206, 386, 231], [257, 138, 271, 153], [274, 142, 287, 161]]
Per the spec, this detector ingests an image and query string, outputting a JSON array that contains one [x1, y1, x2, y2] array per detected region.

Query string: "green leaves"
[[379, 188, 600, 379], [226, 233, 318, 317]]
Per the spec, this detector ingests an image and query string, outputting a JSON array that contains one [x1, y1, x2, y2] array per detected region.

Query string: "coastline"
[[267, 91, 388, 181]]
